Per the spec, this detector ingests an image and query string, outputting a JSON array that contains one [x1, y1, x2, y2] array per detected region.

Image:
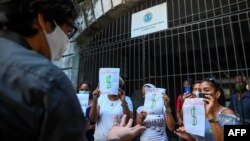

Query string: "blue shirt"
[[228, 91, 250, 124], [193, 108, 239, 141]]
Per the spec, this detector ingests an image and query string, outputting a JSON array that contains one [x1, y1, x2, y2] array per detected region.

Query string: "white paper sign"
[[99, 68, 120, 95], [77, 93, 89, 114], [143, 88, 165, 114], [131, 2, 168, 38], [183, 98, 205, 137]]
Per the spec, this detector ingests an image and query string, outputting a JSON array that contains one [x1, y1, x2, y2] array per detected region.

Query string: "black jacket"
[[0, 31, 85, 141]]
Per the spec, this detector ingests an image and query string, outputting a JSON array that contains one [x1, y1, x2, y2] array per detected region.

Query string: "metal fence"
[[78, 0, 250, 108]]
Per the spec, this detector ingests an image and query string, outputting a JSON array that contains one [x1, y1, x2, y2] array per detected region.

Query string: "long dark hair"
[[218, 88, 225, 106], [201, 78, 225, 106]]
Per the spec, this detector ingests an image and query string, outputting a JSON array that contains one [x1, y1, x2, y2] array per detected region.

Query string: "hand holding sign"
[[138, 111, 147, 125], [174, 126, 195, 141], [202, 94, 217, 118], [92, 86, 101, 100], [162, 94, 170, 108]]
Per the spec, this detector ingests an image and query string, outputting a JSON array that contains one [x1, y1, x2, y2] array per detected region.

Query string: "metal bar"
[[90, 0, 96, 20], [205, 21, 213, 75], [213, 18, 222, 87], [159, 32, 163, 86], [191, 26, 197, 80], [111, 0, 114, 9], [100, 0, 105, 15], [184, 27, 189, 77], [238, 13, 248, 77], [229, 14, 239, 73]]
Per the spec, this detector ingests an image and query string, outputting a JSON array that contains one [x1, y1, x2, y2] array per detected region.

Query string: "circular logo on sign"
[[143, 12, 153, 23]]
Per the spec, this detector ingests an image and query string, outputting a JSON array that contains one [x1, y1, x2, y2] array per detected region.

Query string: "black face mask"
[[235, 84, 246, 92], [198, 93, 211, 99]]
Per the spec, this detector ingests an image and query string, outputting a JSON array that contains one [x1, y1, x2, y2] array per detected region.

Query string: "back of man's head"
[[0, 0, 79, 37]]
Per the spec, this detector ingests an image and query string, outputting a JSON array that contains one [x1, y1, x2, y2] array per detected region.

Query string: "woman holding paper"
[[89, 77, 133, 141], [136, 86, 175, 141], [174, 78, 239, 141]]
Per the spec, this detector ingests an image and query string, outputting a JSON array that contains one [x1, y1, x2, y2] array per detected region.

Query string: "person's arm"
[[136, 111, 147, 125], [89, 88, 100, 122], [165, 107, 175, 131], [119, 90, 133, 121], [176, 109, 183, 126], [176, 95, 183, 126], [204, 95, 224, 141], [163, 94, 175, 131], [208, 118, 224, 141], [121, 101, 133, 121]]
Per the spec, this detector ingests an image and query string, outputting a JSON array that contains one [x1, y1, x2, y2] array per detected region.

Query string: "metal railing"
[[78, 0, 250, 107]]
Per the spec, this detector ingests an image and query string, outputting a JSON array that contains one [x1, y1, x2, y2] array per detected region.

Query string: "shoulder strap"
[[218, 107, 227, 114]]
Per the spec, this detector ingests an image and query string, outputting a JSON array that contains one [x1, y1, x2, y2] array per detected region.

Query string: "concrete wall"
[[53, 41, 79, 90]]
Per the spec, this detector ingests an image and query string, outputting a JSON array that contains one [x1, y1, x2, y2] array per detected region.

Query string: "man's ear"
[[37, 13, 46, 30]]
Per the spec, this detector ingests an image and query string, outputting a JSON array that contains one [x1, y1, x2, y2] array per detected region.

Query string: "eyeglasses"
[[66, 21, 78, 39], [206, 76, 215, 81], [202, 77, 217, 84], [202, 77, 219, 90]]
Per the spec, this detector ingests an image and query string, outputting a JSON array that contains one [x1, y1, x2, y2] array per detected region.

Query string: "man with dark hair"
[[0, 0, 85, 140], [0, 0, 145, 140], [228, 75, 250, 125]]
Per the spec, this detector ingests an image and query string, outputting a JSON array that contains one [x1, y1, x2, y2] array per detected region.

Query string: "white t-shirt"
[[94, 95, 133, 141], [137, 106, 168, 141]]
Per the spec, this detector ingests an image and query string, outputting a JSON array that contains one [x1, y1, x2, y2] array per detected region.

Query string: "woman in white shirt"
[[89, 77, 133, 141], [136, 84, 175, 141]]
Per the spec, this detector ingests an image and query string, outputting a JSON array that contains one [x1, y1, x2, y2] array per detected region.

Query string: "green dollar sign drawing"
[[106, 75, 111, 89], [191, 106, 197, 125], [151, 94, 157, 108]]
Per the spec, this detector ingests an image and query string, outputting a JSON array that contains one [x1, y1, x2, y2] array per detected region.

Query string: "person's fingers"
[[165, 95, 170, 102], [203, 98, 210, 103], [120, 114, 127, 127], [113, 115, 119, 126], [205, 94, 213, 101], [118, 89, 122, 95], [125, 118, 133, 128], [179, 126, 186, 131], [93, 89, 100, 95], [131, 125, 146, 136], [176, 126, 185, 132], [184, 94, 191, 98]]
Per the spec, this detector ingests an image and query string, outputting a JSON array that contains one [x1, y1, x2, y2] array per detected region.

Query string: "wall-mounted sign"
[[131, 2, 168, 38]]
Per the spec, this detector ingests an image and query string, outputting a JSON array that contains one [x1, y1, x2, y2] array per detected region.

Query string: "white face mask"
[[44, 22, 69, 61], [193, 90, 200, 97]]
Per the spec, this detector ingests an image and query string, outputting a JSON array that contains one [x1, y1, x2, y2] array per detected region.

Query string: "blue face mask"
[[79, 91, 89, 94]]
